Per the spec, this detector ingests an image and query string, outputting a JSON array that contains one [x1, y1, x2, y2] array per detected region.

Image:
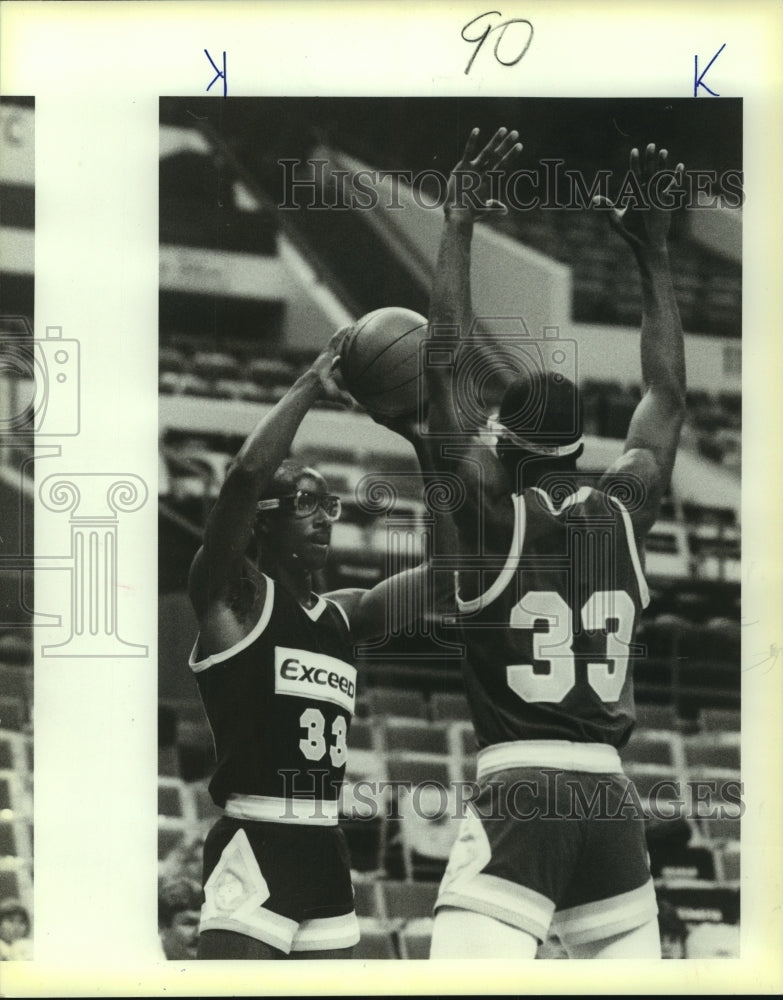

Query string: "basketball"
[[339, 307, 429, 418]]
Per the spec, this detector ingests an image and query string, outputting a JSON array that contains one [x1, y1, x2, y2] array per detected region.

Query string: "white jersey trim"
[[477, 739, 624, 779], [530, 484, 593, 515], [326, 598, 351, 631], [224, 793, 339, 826], [189, 576, 276, 673], [456, 493, 526, 614], [608, 495, 650, 609], [302, 593, 328, 621]]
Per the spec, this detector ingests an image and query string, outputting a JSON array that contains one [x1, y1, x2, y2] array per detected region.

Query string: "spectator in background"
[[158, 877, 202, 961], [0, 898, 32, 961]]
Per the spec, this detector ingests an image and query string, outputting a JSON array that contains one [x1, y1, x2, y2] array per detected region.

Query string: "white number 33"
[[507, 589, 635, 704], [298, 708, 348, 766]]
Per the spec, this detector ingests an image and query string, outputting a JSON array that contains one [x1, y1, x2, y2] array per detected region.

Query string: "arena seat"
[[381, 719, 450, 756], [385, 753, 453, 790], [157, 821, 187, 862], [683, 736, 740, 774], [651, 843, 717, 882], [0, 695, 26, 733], [0, 862, 32, 910], [190, 781, 222, 823], [0, 769, 30, 817], [0, 819, 31, 862], [698, 707, 740, 733], [623, 764, 681, 803], [0, 731, 28, 774], [351, 876, 380, 918], [191, 350, 240, 381], [429, 690, 471, 722], [348, 717, 377, 752], [352, 917, 398, 959], [621, 731, 683, 770], [398, 917, 434, 959], [158, 776, 196, 824], [365, 687, 428, 721], [697, 815, 741, 845], [377, 880, 439, 924], [396, 786, 460, 882], [657, 882, 739, 931], [634, 702, 681, 732], [340, 805, 386, 874], [716, 841, 740, 883]]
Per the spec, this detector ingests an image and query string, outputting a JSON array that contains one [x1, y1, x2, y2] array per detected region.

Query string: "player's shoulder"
[[322, 587, 364, 629], [188, 545, 269, 622]]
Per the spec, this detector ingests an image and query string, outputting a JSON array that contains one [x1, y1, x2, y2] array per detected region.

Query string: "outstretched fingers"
[[473, 126, 508, 168], [460, 128, 482, 166]]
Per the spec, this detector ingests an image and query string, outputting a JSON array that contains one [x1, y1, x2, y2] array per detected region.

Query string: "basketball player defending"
[[188, 332, 427, 959], [421, 129, 687, 958]]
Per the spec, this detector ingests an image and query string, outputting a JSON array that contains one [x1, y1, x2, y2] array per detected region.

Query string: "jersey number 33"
[[507, 588, 635, 704]]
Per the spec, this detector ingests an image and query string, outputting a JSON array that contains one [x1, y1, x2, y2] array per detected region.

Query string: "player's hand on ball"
[[310, 327, 356, 407], [593, 144, 684, 252], [445, 127, 524, 222], [369, 407, 425, 443]]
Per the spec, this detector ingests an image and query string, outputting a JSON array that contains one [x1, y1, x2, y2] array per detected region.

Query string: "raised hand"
[[594, 143, 685, 253], [445, 127, 523, 221], [310, 326, 356, 406]]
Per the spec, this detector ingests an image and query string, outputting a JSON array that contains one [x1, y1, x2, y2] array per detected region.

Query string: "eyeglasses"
[[257, 490, 342, 521]]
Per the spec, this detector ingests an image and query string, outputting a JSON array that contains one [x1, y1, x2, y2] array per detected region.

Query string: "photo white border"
[[1, 0, 781, 994]]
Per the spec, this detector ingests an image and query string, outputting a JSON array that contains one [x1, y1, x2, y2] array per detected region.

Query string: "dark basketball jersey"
[[453, 486, 649, 750], [189, 576, 356, 810]]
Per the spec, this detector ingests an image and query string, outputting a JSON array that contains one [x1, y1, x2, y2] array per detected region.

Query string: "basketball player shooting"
[[187, 330, 436, 960], [418, 129, 687, 958]]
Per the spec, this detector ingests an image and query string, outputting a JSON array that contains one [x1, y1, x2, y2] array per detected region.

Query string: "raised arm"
[[427, 127, 522, 437], [598, 144, 687, 538], [189, 331, 351, 611]]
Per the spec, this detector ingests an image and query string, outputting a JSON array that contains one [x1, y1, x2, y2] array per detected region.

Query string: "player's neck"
[[267, 559, 317, 608]]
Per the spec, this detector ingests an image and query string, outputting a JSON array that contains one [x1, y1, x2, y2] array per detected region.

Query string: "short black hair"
[[497, 370, 582, 450], [257, 459, 312, 503]]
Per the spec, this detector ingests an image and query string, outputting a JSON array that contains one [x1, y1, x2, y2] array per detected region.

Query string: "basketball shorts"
[[200, 815, 359, 954], [435, 765, 657, 946]]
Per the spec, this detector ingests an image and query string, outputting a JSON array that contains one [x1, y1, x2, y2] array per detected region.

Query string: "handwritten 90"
[[462, 11, 534, 75]]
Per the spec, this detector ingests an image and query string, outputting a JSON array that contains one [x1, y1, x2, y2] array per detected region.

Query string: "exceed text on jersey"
[[274, 646, 357, 713]]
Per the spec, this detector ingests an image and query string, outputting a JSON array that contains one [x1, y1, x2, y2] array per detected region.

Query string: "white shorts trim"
[[477, 740, 624, 780], [436, 871, 554, 942], [552, 880, 658, 946], [224, 793, 339, 826], [290, 912, 360, 952], [200, 910, 298, 954]]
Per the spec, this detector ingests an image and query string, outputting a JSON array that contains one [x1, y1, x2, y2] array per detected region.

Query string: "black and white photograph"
[[1, 1, 782, 995], [157, 94, 744, 963]]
